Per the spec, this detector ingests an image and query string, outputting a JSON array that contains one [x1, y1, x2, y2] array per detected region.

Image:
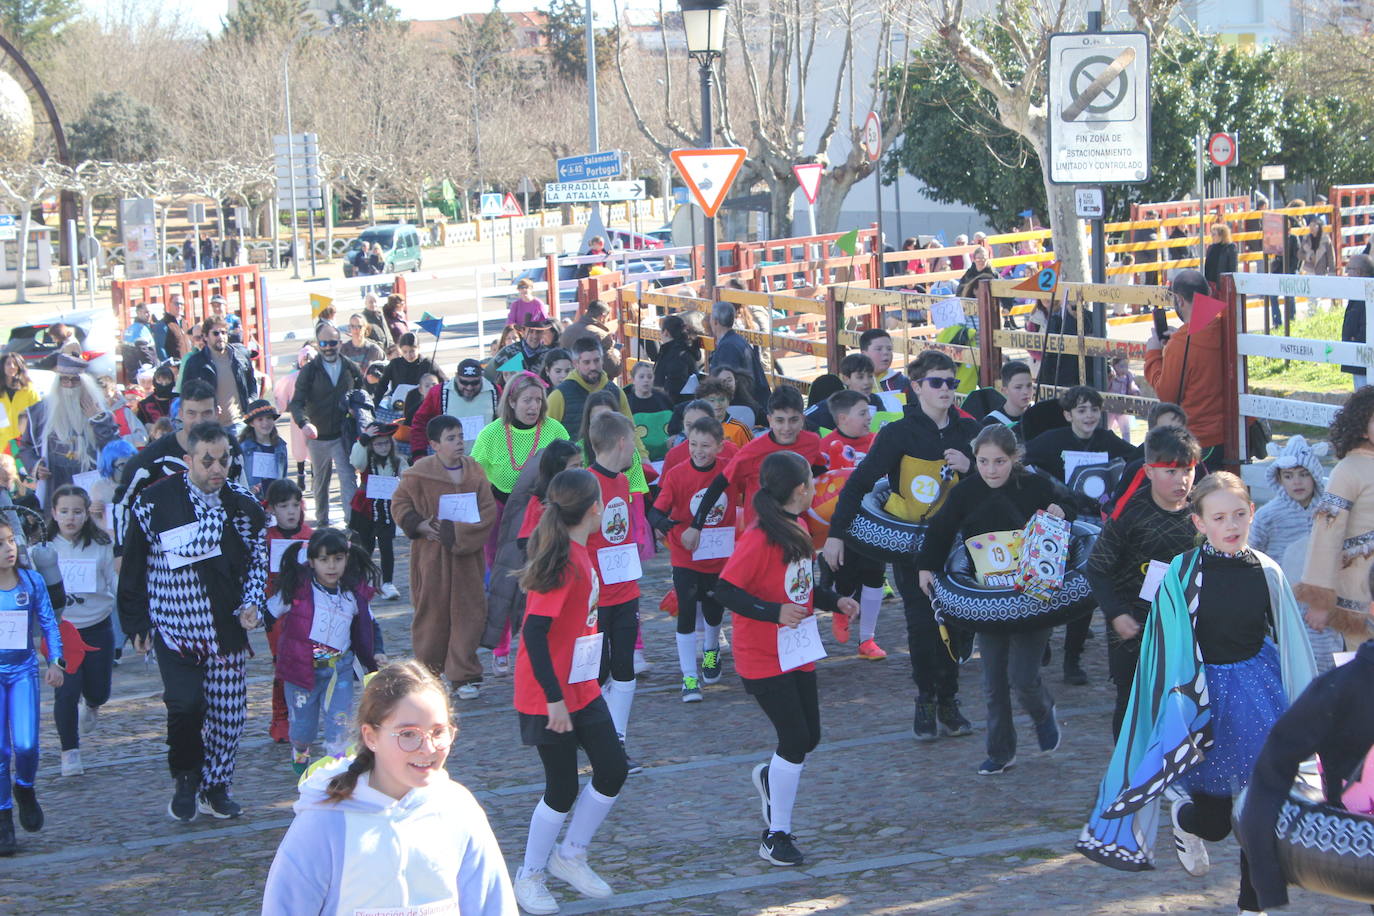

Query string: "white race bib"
[[309, 596, 354, 651], [269, 538, 304, 573], [459, 414, 487, 443], [437, 492, 479, 523], [568, 632, 604, 684], [352, 899, 460, 916], [251, 451, 278, 480], [692, 526, 734, 561], [0, 609, 26, 650], [0, 401, 9, 429], [59, 558, 98, 594], [72, 470, 101, 493], [366, 475, 399, 500], [777, 615, 826, 672], [597, 543, 642, 585], [1138, 559, 1171, 602]]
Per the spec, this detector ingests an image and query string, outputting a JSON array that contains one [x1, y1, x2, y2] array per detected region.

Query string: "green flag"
[[497, 353, 525, 372], [836, 228, 859, 256]]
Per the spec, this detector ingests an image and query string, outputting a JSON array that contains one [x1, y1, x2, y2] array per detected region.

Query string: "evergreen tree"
[[0, 0, 81, 59]]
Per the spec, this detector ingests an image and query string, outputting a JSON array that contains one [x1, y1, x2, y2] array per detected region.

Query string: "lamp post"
[[679, 0, 727, 299]]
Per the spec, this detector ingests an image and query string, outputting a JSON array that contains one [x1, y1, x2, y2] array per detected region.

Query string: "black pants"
[[1107, 629, 1140, 738], [746, 669, 820, 765], [534, 698, 628, 812], [597, 598, 639, 683], [671, 568, 722, 635], [350, 513, 395, 583], [831, 552, 885, 598], [891, 562, 960, 700], [1177, 792, 1258, 911], [153, 635, 246, 787], [1063, 609, 1092, 667], [53, 617, 114, 751]]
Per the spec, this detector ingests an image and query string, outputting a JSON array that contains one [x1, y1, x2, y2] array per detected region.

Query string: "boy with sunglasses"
[[409, 359, 499, 458], [825, 350, 980, 740]]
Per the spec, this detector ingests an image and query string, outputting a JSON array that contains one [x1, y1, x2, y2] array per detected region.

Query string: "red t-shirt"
[[265, 523, 314, 598], [662, 438, 738, 476], [586, 467, 639, 605], [514, 542, 603, 715], [654, 458, 732, 573], [718, 523, 816, 679], [724, 431, 822, 528], [518, 497, 544, 540], [819, 430, 875, 471]]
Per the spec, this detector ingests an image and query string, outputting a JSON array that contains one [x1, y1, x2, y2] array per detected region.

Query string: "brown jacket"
[[392, 455, 497, 683]]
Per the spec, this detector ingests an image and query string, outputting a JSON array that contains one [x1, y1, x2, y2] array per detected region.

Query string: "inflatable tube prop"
[[1240, 780, 1374, 904], [805, 467, 854, 549], [929, 520, 1100, 633], [843, 480, 927, 562]]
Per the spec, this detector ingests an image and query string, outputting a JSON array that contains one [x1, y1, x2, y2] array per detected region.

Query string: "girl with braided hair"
[[262, 660, 515, 914]]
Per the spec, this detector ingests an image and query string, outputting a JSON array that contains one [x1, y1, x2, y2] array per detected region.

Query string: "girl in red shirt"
[[716, 451, 857, 868], [512, 468, 629, 915]]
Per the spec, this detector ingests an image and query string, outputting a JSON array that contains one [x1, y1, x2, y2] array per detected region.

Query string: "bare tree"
[[0, 161, 60, 302]]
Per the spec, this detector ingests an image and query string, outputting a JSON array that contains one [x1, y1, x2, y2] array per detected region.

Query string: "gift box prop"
[[1016, 510, 1071, 602]]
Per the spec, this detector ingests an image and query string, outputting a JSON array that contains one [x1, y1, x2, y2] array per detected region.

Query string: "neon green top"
[[469, 417, 570, 494]]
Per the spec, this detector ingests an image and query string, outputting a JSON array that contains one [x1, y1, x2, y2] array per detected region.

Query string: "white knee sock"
[[859, 586, 884, 643], [767, 754, 804, 834], [675, 632, 697, 680], [561, 784, 619, 857], [604, 677, 636, 737], [704, 622, 721, 653], [523, 799, 568, 873], [694, 612, 705, 653]]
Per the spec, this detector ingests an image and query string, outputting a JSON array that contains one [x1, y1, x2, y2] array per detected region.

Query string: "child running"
[[715, 451, 858, 867], [48, 484, 117, 777], [0, 516, 63, 856], [1078, 473, 1315, 914], [651, 415, 732, 700], [349, 422, 408, 600], [916, 425, 1070, 775], [512, 468, 630, 915], [263, 479, 314, 743], [262, 660, 515, 914], [269, 528, 382, 774], [981, 360, 1035, 440], [239, 399, 288, 500]]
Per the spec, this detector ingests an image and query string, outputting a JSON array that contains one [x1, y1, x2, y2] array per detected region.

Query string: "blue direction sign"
[[557, 150, 624, 182], [0, 215, 14, 227]]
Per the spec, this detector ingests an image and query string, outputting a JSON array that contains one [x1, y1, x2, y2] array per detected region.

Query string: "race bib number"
[[692, 526, 734, 561], [910, 475, 940, 504], [597, 544, 642, 585], [1138, 559, 1171, 602], [309, 598, 353, 651], [437, 492, 479, 523], [568, 632, 604, 684], [459, 414, 486, 443], [777, 615, 826, 672], [366, 476, 399, 500], [0, 609, 26, 650], [251, 452, 278, 480], [59, 558, 98, 594]]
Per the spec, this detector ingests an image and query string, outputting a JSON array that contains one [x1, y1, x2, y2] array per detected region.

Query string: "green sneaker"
[[701, 648, 722, 685], [681, 675, 703, 703], [292, 751, 311, 776]]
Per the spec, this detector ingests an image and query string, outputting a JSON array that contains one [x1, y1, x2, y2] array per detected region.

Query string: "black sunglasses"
[[318, 339, 340, 348], [917, 376, 959, 389]]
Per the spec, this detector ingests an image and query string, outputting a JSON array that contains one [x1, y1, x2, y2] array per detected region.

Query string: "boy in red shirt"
[[651, 416, 732, 701], [662, 399, 739, 475], [262, 479, 314, 743], [585, 411, 645, 769], [817, 389, 887, 658]]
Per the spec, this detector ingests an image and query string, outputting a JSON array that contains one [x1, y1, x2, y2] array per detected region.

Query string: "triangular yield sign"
[[793, 163, 823, 205], [500, 192, 523, 217], [671, 147, 747, 218]]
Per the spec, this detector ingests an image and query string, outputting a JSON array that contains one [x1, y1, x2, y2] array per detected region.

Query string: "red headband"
[[1146, 461, 1196, 469]]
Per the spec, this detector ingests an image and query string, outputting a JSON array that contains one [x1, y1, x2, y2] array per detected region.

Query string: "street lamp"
[[679, 0, 727, 299]]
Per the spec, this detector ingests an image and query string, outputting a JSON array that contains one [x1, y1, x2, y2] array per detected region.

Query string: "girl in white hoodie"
[[261, 660, 516, 915]]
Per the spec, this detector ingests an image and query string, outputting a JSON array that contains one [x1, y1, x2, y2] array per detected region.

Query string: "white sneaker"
[[380, 582, 400, 599], [633, 648, 649, 675], [513, 866, 560, 915], [548, 846, 613, 898], [455, 683, 480, 700], [79, 703, 99, 736], [1171, 798, 1210, 877], [61, 748, 84, 776], [493, 654, 511, 676]]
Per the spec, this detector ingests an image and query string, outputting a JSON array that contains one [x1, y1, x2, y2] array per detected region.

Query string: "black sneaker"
[[701, 648, 722, 685], [913, 698, 938, 741], [0, 809, 13, 856], [620, 738, 644, 775], [751, 762, 771, 828], [1036, 707, 1062, 754], [169, 772, 198, 823], [759, 829, 804, 866], [936, 698, 973, 737], [12, 785, 42, 832], [1063, 660, 1089, 686], [197, 784, 243, 819]]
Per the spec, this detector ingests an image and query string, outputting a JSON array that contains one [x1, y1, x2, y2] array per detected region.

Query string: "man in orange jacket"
[[1144, 270, 1226, 471]]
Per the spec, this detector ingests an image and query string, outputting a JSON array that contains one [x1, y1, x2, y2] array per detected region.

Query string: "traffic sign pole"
[[865, 112, 883, 264]]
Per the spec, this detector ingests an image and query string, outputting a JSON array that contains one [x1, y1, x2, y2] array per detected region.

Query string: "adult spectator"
[[289, 322, 365, 527], [546, 337, 634, 438], [208, 294, 242, 344], [122, 303, 159, 372], [955, 245, 997, 298], [119, 421, 267, 822], [1299, 216, 1336, 276], [160, 295, 190, 361], [560, 300, 620, 378], [410, 359, 498, 459], [200, 236, 217, 274], [487, 318, 557, 381], [375, 333, 444, 403], [274, 343, 316, 490], [708, 301, 753, 377], [18, 356, 119, 507], [648, 314, 701, 403], [361, 293, 391, 353], [1145, 270, 1226, 471], [1340, 253, 1374, 389], [340, 314, 385, 368], [182, 317, 258, 436], [1202, 223, 1238, 290], [181, 233, 198, 272], [949, 234, 970, 271], [506, 278, 549, 327], [383, 294, 409, 345], [0, 352, 38, 451]]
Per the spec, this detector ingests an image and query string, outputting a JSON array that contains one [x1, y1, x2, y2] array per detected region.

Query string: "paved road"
[[0, 544, 1362, 915]]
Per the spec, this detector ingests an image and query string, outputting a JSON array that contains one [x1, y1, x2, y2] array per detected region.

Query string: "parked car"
[[4, 308, 117, 382], [605, 228, 665, 251], [642, 225, 674, 246], [341, 224, 424, 277]]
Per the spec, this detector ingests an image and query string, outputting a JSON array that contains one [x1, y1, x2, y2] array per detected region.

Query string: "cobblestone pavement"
[[0, 545, 1364, 916]]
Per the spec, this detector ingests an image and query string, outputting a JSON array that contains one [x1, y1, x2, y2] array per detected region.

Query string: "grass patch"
[[1011, 846, 1061, 861], [1247, 306, 1351, 393]]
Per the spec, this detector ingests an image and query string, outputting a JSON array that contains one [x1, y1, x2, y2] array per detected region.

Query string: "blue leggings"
[[0, 665, 40, 810]]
